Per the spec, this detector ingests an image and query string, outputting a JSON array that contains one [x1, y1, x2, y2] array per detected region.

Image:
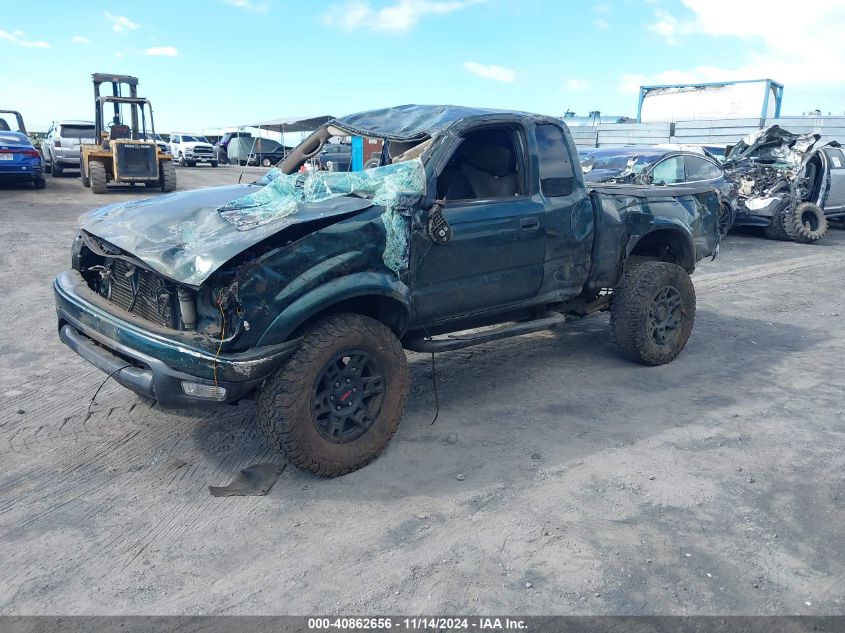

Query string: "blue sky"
[[3, 0, 844, 132]]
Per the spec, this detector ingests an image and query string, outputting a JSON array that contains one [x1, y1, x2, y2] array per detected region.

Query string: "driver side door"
[[409, 124, 546, 324]]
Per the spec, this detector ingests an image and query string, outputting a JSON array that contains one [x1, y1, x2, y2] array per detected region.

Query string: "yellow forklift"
[[80, 73, 176, 194]]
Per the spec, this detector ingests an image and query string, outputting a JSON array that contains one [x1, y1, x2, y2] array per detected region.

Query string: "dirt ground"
[[1, 167, 844, 616]]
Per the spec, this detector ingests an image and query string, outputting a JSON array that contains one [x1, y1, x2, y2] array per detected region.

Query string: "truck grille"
[[193, 146, 212, 154], [105, 259, 177, 328]]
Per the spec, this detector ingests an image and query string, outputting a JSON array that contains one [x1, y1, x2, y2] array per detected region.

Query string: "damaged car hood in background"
[[78, 184, 374, 287], [725, 125, 824, 168]]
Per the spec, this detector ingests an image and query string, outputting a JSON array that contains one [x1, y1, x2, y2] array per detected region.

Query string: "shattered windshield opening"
[[219, 160, 426, 274], [219, 159, 426, 231]]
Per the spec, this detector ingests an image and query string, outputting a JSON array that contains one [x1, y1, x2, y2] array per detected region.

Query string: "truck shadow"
[[187, 308, 824, 499]]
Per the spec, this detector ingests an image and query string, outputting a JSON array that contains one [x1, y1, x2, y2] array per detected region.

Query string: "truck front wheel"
[[256, 313, 410, 477], [610, 262, 695, 366]]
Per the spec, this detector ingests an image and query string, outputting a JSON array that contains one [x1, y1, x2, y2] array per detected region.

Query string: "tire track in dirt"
[[694, 252, 845, 291]]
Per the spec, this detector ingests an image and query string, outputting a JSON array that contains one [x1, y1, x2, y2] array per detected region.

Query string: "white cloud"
[[618, 73, 645, 95], [0, 29, 50, 48], [564, 79, 590, 92], [145, 46, 179, 57], [594, 18, 608, 30], [646, 9, 694, 45], [463, 61, 516, 83], [323, 0, 485, 33], [635, 0, 845, 89], [222, 0, 269, 12], [105, 12, 141, 32], [594, 3, 609, 13], [71, 35, 91, 44], [115, 52, 124, 59]]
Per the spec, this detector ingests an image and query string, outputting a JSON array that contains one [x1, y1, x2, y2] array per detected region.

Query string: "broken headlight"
[[71, 232, 84, 270]]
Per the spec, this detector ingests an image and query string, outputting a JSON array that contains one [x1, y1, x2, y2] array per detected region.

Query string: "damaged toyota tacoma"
[[54, 105, 720, 476], [724, 125, 845, 243]]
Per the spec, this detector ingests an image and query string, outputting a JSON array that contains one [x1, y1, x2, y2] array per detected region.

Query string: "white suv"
[[169, 133, 217, 167]]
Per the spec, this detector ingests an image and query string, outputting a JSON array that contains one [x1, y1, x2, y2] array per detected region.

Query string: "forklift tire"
[[52, 162, 63, 177], [790, 202, 827, 244], [610, 261, 696, 366], [160, 160, 177, 192], [89, 161, 107, 194], [256, 313, 410, 477], [34, 177, 46, 190]]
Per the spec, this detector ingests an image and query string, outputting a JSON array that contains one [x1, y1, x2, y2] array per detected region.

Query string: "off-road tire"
[[763, 199, 792, 241], [80, 162, 90, 187], [790, 202, 827, 244], [261, 158, 272, 167], [256, 313, 410, 477], [610, 261, 696, 366], [160, 160, 177, 192], [52, 162, 63, 177], [34, 177, 46, 190], [89, 161, 107, 194], [178, 153, 187, 167]]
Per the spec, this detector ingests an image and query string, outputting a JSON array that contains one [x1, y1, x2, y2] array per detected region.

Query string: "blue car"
[[0, 110, 46, 189]]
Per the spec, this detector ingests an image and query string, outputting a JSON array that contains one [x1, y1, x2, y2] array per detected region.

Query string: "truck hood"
[[78, 184, 373, 287]]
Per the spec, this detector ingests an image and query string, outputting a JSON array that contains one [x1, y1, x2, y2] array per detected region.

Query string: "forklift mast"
[[92, 73, 140, 140]]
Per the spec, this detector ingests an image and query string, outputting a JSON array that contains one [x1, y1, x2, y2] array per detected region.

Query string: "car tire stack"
[[763, 199, 792, 241]]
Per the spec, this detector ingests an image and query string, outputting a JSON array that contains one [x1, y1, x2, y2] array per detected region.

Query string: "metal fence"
[[571, 116, 845, 148]]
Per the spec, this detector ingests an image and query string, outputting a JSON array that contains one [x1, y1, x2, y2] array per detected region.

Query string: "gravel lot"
[[1, 167, 844, 616]]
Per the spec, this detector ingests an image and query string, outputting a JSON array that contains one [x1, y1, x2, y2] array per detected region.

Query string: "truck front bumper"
[[54, 270, 300, 407], [184, 152, 214, 163]]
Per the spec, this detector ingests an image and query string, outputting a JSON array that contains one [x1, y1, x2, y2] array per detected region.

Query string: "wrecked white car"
[[724, 126, 845, 243]]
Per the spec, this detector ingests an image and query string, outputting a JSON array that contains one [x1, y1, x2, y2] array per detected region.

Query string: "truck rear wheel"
[[89, 161, 107, 194], [256, 313, 410, 477], [790, 202, 827, 243], [160, 160, 177, 192], [610, 261, 695, 366]]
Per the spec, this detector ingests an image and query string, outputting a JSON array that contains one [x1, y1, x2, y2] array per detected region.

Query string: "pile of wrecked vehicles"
[[54, 105, 722, 477], [580, 125, 845, 244]]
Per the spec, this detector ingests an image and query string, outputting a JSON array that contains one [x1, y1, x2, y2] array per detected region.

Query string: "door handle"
[[520, 217, 540, 231]]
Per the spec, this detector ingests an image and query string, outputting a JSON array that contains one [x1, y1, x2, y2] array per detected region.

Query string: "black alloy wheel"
[[312, 351, 385, 443]]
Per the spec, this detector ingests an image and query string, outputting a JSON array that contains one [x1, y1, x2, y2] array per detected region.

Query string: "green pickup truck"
[[54, 105, 721, 476]]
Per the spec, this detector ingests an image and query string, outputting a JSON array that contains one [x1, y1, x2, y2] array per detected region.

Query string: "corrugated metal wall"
[[571, 116, 845, 148]]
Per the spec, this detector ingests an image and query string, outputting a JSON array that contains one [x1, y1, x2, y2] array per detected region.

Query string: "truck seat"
[[110, 124, 131, 140], [439, 143, 518, 200]]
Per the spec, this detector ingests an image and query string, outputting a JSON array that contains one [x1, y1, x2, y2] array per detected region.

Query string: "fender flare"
[[257, 272, 412, 346], [626, 220, 697, 272]]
